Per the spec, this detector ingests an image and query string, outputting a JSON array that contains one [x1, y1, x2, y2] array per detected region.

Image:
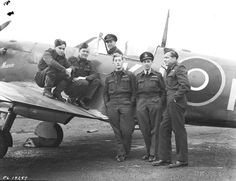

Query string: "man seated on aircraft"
[[65, 43, 100, 110], [104, 34, 123, 55], [35, 39, 72, 102], [152, 50, 190, 168], [104, 53, 135, 162]]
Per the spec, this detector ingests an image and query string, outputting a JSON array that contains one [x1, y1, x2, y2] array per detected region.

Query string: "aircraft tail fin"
[[161, 10, 169, 48], [75, 37, 97, 49]]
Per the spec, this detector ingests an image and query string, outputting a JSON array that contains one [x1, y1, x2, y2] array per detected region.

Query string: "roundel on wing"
[[180, 57, 225, 106]]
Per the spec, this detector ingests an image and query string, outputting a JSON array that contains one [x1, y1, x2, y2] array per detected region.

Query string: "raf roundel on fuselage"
[[180, 57, 226, 106]]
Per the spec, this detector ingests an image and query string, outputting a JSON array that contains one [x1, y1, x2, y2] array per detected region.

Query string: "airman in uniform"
[[104, 53, 135, 162], [65, 43, 100, 110], [104, 34, 123, 55], [136, 52, 166, 162], [35, 39, 72, 102], [153, 50, 190, 168]]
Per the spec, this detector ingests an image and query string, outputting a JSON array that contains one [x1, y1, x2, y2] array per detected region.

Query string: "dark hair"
[[166, 50, 179, 60], [79, 43, 89, 50], [54, 39, 66, 47], [112, 53, 123, 61]]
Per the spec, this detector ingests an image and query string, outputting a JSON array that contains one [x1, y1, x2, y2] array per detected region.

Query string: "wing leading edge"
[[0, 81, 108, 124]]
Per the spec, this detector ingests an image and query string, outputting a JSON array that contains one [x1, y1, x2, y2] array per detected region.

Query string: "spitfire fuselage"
[[0, 40, 236, 127]]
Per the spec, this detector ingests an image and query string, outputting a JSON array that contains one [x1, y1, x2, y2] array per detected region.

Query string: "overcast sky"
[[0, 0, 236, 59]]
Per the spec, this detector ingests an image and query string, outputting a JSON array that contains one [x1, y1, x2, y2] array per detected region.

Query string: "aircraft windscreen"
[[87, 37, 157, 58], [87, 37, 107, 55]]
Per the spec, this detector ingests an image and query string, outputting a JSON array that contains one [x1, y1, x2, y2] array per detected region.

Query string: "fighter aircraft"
[[0, 10, 236, 158]]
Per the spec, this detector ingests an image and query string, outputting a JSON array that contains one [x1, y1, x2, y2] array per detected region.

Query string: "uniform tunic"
[[107, 46, 123, 55], [65, 56, 100, 100], [158, 63, 190, 162], [104, 70, 135, 156], [136, 69, 166, 157], [35, 48, 70, 93]]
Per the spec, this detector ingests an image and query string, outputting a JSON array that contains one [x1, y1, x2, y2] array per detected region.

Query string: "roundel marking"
[[188, 68, 209, 91], [180, 57, 226, 106]]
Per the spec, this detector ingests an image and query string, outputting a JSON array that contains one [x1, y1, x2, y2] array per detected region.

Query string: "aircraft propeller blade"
[[161, 10, 169, 48], [0, 20, 11, 32]]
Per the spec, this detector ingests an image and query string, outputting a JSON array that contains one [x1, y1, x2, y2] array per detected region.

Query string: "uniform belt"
[[166, 90, 177, 95], [138, 94, 160, 98], [110, 94, 131, 100]]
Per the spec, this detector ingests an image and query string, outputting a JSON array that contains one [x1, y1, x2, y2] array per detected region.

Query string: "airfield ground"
[[0, 117, 236, 181]]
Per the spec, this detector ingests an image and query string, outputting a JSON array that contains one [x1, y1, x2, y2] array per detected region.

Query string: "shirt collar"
[[108, 46, 118, 54], [142, 68, 152, 75], [109, 46, 116, 51], [78, 57, 88, 63], [168, 63, 178, 71], [112, 69, 125, 75]]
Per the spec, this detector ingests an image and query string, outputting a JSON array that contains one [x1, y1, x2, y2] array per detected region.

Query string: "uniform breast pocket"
[[84, 65, 91, 72], [167, 74, 178, 86], [78, 66, 84, 72], [137, 79, 145, 90], [121, 77, 130, 90], [149, 77, 159, 88], [108, 80, 116, 93]]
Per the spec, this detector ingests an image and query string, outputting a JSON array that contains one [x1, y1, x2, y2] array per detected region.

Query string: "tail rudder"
[[161, 10, 169, 48]]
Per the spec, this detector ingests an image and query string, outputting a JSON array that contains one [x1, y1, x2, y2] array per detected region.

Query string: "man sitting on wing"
[[35, 39, 72, 102], [65, 43, 100, 110]]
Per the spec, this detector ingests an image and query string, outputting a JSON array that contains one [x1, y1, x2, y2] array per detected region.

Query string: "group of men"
[[35, 33, 190, 168], [35, 34, 121, 109], [104, 48, 190, 168], [35, 39, 101, 110]]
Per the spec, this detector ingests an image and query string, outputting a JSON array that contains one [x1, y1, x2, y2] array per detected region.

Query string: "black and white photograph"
[[0, 0, 236, 180]]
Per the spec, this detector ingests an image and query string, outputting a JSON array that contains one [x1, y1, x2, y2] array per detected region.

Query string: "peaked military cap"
[[139, 51, 154, 62], [104, 34, 118, 42]]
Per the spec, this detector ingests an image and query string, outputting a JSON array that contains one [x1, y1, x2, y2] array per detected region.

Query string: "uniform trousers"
[[106, 99, 134, 156], [44, 68, 69, 94], [136, 97, 162, 156], [158, 101, 188, 162], [65, 78, 100, 100]]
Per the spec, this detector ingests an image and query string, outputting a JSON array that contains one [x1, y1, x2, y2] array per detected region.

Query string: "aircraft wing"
[[0, 81, 108, 124]]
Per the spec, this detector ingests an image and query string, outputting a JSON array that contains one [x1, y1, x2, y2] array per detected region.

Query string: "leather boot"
[[53, 90, 66, 102], [53, 80, 67, 102], [77, 99, 89, 110], [43, 88, 54, 99]]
